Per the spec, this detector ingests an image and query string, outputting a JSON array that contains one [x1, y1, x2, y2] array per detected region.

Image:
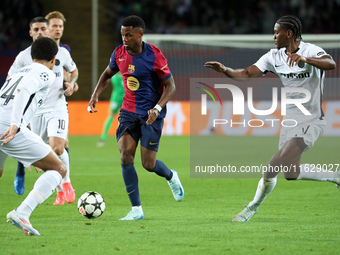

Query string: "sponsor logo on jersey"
[[128, 64, 135, 73], [55, 59, 60, 66], [127, 76, 139, 91], [317, 51, 325, 56], [281, 72, 310, 79]]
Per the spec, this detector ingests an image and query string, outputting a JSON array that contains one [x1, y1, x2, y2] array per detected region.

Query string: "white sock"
[[132, 205, 143, 212], [59, 149, 70, 183], [248, 177, 277, 209], [297, 164, 339, 183], [17, 170, 62, 217]]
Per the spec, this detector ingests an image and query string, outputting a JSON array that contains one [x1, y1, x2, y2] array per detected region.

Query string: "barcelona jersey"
[[60, 42, 71, 52], [109, 42, 172, 118]]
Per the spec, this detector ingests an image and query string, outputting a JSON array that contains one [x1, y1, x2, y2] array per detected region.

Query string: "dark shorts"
[[116, 109, 164, 152]]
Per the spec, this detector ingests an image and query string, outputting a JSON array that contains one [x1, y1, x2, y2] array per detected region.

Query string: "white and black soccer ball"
[[77, 191, 105, 219]]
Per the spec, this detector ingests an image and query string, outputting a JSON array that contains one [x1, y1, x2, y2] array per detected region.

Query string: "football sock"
[[248, 177, 277, 210], [17, 170, 62, 217], [100, 115, 113, 141], [122, 163, 141, 206], [65, 147, 69, 163], [152, 160, 173, 181], [16, 162, 25, 177], [56, 185, 63, 192], [132, 205, 143, 212], [59, 149, 70, 183], [297, 164, 339, 183]]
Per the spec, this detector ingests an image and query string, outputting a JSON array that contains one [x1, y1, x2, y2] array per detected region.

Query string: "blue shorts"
[[116, 109, 164, 152]]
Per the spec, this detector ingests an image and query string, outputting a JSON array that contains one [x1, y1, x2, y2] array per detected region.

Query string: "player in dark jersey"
[[88, 15, 184, 220], [59, 42, 71, 52]]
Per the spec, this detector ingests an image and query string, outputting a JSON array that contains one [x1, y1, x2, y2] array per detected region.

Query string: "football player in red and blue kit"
[[88, 15, 184, 220]]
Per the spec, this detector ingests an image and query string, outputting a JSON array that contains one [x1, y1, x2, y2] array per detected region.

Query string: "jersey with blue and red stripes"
[[60, 42, 71, 52], [109, 42, 172, 118]]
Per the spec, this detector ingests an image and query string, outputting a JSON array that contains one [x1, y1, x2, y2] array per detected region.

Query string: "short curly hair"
[[31, 37, 58, 61], [122, 15, 145, 31]]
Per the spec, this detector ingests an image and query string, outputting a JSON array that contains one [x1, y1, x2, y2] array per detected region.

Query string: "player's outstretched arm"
[[204, 61, 263, 80], [287, 53, 336, 70], [146, 76, 176, 125], [88, 66, 117, 113]]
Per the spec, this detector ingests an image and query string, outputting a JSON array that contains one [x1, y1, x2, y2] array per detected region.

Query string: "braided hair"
[[276, 15, 303, 42]]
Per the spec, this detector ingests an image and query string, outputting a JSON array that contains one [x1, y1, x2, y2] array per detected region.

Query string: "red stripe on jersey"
[[150, 44, 171, 95], [149, 44, 171, 80]]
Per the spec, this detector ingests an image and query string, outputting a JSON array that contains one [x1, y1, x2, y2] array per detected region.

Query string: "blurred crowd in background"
[[0, 0, 43, 50], [109, 0, 340, 34], [1, 0, 340, 50]]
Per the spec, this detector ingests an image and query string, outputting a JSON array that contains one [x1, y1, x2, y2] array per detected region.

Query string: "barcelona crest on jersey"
[[128, 64, 135, 73]]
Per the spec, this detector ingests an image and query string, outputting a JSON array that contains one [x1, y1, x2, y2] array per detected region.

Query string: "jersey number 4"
[[0, 76, 23, 105]]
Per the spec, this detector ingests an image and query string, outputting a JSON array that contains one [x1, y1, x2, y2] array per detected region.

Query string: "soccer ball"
[[77, 191, 105, 219]]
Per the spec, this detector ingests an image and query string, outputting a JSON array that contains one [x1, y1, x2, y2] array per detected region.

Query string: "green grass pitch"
[[1, 135, 340, 254]]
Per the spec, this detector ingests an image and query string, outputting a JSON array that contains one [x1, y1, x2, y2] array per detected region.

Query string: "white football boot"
[[167, 170, 184, 202], [119, 208, 145, 221], [232, 205, 258, 222], [7, 210, 40, 236]]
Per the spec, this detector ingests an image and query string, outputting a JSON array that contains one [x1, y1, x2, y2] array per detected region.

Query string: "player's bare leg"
[[7, 150, 66, 236], [50, 136, 75, 205], [270, 137, 339, 182], [233, 138, 304, 222], [233, 137, 340, 222]]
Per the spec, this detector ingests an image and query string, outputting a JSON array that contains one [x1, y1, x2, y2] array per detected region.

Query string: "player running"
[[11, 17, 49, 195], [205, 15, 338, 222], [8, 16, 78, 205], [44, 11, 78, 205], [88, 15, 184, 220], [2, 37, 65, 236]]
